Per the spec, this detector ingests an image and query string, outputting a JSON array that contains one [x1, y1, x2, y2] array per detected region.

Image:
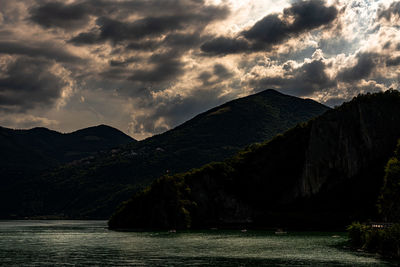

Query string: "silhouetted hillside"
[[0, 89, 329, 219], [0, 124, 134, 172], [0, 124, 135, 218], [108, 90, 400, 230]]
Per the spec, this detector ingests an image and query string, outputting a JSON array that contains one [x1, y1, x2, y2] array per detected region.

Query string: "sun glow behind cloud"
[[0, 0, 399, 139]]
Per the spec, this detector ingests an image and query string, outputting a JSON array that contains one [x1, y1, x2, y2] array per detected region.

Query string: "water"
[[0, 220, 397, 266]]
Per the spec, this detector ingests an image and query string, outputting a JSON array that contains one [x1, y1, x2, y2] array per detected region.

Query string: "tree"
[[378, 140, 400, 222]]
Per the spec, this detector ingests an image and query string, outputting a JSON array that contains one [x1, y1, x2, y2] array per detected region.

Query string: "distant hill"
[[0, 89, 329, 219], [0, 124, 135, 218], [128, 89, 330, 175], [108, 90, 400, 230], [0, 124, 135, 173]]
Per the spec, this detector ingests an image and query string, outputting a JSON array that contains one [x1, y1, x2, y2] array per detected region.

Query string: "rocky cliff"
[[109, 90, 400, 230]]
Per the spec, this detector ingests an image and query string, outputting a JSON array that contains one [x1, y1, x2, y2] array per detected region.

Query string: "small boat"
[[168, 229, 176, 233], [241, 229, 247, 233], [275, 229, 287, 234]]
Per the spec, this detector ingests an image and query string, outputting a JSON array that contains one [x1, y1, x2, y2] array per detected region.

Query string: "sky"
[[0, 0, 399, 139]]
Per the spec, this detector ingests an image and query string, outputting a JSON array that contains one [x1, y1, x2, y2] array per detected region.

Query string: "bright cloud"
[[0, 0, 399, 139]]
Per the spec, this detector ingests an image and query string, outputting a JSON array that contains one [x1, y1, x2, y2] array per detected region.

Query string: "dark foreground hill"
[[0, 89, 329, 219], [108, 90, 400, 230], [0, 124, 135, 217], [0, 124, 135, 175]]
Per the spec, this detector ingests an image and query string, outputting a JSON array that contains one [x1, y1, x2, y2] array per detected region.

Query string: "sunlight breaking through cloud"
[[0, 0, 399, 139]]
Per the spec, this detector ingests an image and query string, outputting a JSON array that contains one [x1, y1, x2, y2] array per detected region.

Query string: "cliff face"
[[299, 99, 400, 198], [109, 91, 400, 230]]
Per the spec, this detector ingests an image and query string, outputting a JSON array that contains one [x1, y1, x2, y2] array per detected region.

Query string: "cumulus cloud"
[[0, 113, 59, 129], [128, 87, 235, 137], [337, 52, 380, 82], [30, 1, 93, 30], [67, 0, 229, 45], [201, 0, 338, 55], [248, 56, 335, 96], [0, 57, 68, 112], [65, 0, 232, 95], [386, 56, 400, 66], [0, 0, 399, 139], [200, 37, 251, 54], [129, 51, 185, 83], [378, 1, 400, 21], [0, 41, 83, 63]]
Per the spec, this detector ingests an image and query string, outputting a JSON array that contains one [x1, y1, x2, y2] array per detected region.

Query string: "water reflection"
[[0, 220, 397, 266]]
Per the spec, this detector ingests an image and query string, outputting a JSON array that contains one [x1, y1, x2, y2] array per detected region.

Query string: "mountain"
[[0, 124, 135, 174], [0, 89, 329, 219], [125, 89, 330, 175], [0, 124, 135, 218], [108, 90, 400, 230]]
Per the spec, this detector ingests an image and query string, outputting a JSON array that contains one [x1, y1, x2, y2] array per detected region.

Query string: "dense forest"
[[0, 125, 135, 218], [0, 124, 134, 173], [378, 139, 400, 223], [109, 90, 400, 230], [0, 89, 328, 219], [348, 140, 400, 258]]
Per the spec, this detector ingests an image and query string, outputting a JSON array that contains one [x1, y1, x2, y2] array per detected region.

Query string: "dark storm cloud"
[[71, 12, 226, 45], [386, 56, 400, 67], [30, 1, 92, 30], [200, 37, 251, 55], [337, 53, 379, 82], [0, 57, 66, 112], [198, 63, 233, 86], [126, 40, 160, 51], [242, 14, 289, 45], [0, 41, 82, 63], [109, 57, 142, 67], [96, 16, 185, 43], [162, 33, 210, 50], [251, 59, 335, 96], [131, 88, 234, 135], [64, 0, 231, 89], [68, 1, 229, 45], [198, 71, 213, 85], [378, 1, 400, 21], [129, 59, 184, 83], [383, 41, 391, 50], [129, 51, 185, 83], [64, 0, 230, 91], [68, 32, 101, 46], [213, 64, 233, 79], [202, 0, 338, 55], [120, 31, 208, 52], [283, 0, 338, 32], [0, 0, 397, 139]]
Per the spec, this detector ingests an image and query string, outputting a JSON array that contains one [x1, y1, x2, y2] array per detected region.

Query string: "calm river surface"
[[0, 220, 397, 266]]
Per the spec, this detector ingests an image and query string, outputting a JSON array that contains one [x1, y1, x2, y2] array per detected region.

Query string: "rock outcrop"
[[109, 90, 400, 230]]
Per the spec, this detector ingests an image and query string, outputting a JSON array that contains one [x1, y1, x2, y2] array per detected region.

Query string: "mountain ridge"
[[0, 124, 135, 170], [0, 89, 329, 219], [108, 90, 400, 230]]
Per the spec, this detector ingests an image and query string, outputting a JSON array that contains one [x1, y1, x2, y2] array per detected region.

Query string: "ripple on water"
[[0, 220, 398, 266]]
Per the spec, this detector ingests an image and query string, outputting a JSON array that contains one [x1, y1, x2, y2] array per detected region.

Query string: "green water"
[[0, 220, 397, 266]]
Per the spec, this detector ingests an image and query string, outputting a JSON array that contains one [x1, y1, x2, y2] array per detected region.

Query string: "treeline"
[[1, 89, 329, 219], [109, 90, 400, 230], [348, 139, 400, 258]]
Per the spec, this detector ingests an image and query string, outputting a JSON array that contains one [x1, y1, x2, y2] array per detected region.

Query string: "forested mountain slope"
[[0, 89, 329, 219], [109, 90, 400, 230]]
